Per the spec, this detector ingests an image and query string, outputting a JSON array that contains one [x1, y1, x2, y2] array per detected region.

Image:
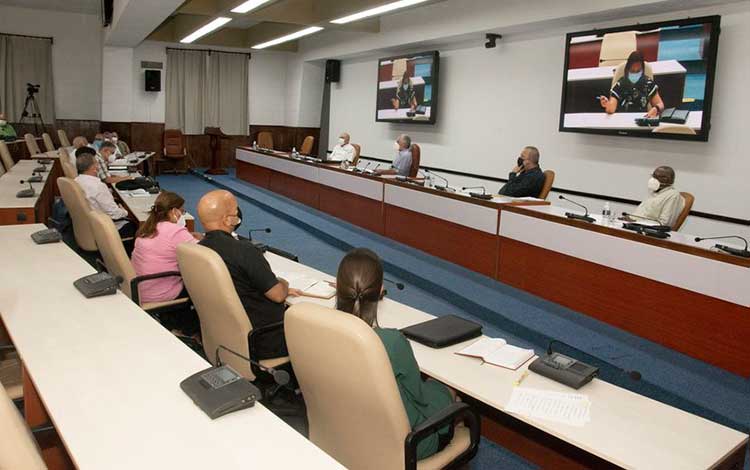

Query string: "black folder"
[[401, 315, 483, 348]]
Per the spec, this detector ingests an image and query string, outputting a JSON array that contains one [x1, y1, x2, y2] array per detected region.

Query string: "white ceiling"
[[0, 0, 100, 15]]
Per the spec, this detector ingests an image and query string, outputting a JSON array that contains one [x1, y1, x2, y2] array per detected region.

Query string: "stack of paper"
[[505, 387, 591, 426], [456, 337, 535, 370], [278, 272, 336, 299]]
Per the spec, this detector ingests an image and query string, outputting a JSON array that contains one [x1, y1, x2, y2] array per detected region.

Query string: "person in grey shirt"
[[375, 134, 412, 177]]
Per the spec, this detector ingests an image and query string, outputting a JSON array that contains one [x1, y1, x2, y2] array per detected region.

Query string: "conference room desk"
[[267, 252, 749, 470], [0, 224, 344, 470], [236, 147, 547, 277], [563, 110, 703, 131], [4, 136, 43, 161], [497, 205, 750, 377], [112, 175, 195, 232], [0, 159, 60, 225]]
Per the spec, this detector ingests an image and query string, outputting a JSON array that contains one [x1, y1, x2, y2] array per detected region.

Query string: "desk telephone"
[[30, 228, 62, 244], [529, 352, 598, 389], [73, 271, 120, 298], [180, 365, 260, 419]]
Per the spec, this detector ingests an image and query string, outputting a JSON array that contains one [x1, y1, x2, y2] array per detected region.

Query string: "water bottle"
[[424, 173, 432, 188], [292, 147, 298, 158], [252, 140, 257, 150], [602, 202, 611, 224]]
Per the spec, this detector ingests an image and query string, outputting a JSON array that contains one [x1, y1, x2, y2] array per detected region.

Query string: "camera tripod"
[[20, 90, 44, 135]]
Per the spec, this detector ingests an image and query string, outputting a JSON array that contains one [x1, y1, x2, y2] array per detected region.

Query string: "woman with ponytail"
[[131, 191, 201, 304], [335, 248, 454, 460]]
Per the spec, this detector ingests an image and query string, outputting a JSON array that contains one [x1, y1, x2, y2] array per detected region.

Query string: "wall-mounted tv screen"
[[559, 16, 720, 141], [376, 50, 439, 124]]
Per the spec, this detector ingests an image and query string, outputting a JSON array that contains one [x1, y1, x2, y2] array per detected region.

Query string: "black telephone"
[[528, 352, 599, 389], [180, 365, 260, 419], [31, 228, 62, 244], [73, 272, 120, 298]]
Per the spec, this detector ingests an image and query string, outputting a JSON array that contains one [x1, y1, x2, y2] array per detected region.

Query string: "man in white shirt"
[[329, 132, 355, 163], [632, 165, 685, 228], [74, 153, 137, 242]]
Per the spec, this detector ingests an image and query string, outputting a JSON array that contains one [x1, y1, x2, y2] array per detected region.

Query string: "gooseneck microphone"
[[462, 186, 493, 200], [423, 169, 452, 191], [462, 185, 486, 194], [17, 180, 35, 198], [33, 163, 48, 173], [547, 340, 642, 381], [248, 227, 272, 234], [621, 212, 671, 232], [559, 195, 595, 223], [694, 236, 750, 258], [28, 171, 43, 183], [383, 277, 405, 290], [215, 345, 290, 386]]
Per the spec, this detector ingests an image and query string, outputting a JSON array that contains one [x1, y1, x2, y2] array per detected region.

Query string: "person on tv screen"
[[599, 51, 664, 117], [391, 70, 417, 112]]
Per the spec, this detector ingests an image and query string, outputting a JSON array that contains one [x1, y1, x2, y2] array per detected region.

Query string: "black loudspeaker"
[[325, 60, 340, 83], [145, 70, 161, 92]]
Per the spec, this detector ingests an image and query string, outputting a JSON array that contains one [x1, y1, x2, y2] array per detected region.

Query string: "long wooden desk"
[[267, 252, 749, 470], [0, 159, 60, 225], [235, 147, 547, 277], [112, 177, 196, 232], [0, 224, 343, 470], [498, 205, 750, 377]]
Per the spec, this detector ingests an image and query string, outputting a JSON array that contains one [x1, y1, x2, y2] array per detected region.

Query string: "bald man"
[[0, 113, 16, 141], [498, 146, 545, 198], [329, 132, 355, 163], [632, 165, 684, 227], [197, 190, 299, 359]]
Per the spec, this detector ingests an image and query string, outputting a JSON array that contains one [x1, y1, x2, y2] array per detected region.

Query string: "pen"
[[514, 370, 529, 386]]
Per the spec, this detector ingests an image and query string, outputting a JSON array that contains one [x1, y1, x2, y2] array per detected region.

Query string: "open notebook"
[[278, 272, 336, 300], [456, 338, 535, 370]]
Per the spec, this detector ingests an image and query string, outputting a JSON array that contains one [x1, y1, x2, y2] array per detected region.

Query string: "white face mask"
[[393, 141, 400, 151], [176, 213, 186, 227], [112, 137, 118, 143], [0, 120, 6, 126], [647, 177, 662, 192], [337, 138, 345, 146]]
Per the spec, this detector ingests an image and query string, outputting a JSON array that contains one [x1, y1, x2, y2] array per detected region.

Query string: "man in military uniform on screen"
[[599, 51, 665, 118]]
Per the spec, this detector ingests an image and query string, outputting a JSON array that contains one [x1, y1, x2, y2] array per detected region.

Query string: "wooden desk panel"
[[268, 171, 320, 209], [319, 185, 384, 234], [236, 160, 271, 189]]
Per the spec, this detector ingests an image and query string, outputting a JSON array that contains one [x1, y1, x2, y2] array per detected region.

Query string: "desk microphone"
[[28, 172, 43, 183], [248, 227, 271, 234], [33, 163, 48, 173], [17, 180, 35, 198], [621, 212, 671, 232], [547, 340, 642, 381], [423, 169, 452, 191], [368, 163, 382, 174], [462, 185, 486, 194], [215, 345, 290, 386], [694, 236, 750, 258], [359, 161, 372, 173], [462, 186, 493, 200], [383, 277, 405, 290], [559, 195, 595, 223]]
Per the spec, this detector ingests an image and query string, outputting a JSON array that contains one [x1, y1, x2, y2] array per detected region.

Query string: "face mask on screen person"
[[628, 71, 643, 83], [647, 177, 661, 192]]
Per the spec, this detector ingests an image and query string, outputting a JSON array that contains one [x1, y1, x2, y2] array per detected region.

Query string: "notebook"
[[279, 272, 336, 300], [401, 315, 482, 348], [456, 337, 535, 370]]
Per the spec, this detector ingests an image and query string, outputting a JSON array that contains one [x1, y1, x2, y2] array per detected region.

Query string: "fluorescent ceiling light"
[[252, 26, 324, 49], [330, 0, 429, 25], [231, 0, 272, 14], [180, 17, 232, 43]]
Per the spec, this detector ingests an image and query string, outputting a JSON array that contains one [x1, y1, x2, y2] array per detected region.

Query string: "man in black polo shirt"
[[498, 146, 545, 198], [197, 190, 300, 359]]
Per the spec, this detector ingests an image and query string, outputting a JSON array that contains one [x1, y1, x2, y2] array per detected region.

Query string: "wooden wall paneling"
[[497, 237, 750, 377], [131, 122, 165, 158], [384, 203, 499, 277], [318, 185, 384, 234], [53, 120, 101, 144], [186, 134, 252, 168], [6, 140, 33, 162], [249, 125, 320, 153], [293, 127, 320, 156], [100, 121, 133, 148]]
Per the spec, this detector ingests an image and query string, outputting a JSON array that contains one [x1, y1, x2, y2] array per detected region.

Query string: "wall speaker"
[[145, 70, 161, 92], [325, 60, 340, 83]]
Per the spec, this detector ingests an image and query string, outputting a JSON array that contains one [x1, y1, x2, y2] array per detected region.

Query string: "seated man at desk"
[[75, 147, 131, 185], [0, 113, 16, 141], [75, 153, 137, 239], [197, 190, 300, 359], [99, 141, 119, 163], [329, 132, 355, 163], [498, 146, 545, 198], [631, 165, 684, 227], [374, 134, 412, 177], [599, 51, 665, 117]]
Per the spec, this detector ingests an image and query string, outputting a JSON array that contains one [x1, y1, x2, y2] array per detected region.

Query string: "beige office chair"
[[257, 131, 274, 150], [88, 210, 189, 311], [285, 303, 480, 470], [41, 133, 55, 152], [0, 158, 5, 177], [538, 170, 556, 199], [599, 31, 637, 66], [177, 243, 289, 381], [672, 192, 694, 231], [57, 129, 71, 147], [24, 133, 42, 156], [351, 143, 361, 166], [58, 148, 77, 179], [0, 141, 14, 171], [300, 136, 315, 155], [0, 385, 47, 470], [652, 125, 697, 136], [57, 177, 98, 252]]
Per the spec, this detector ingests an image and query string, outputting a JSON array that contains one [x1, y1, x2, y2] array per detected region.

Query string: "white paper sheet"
[[505, 387, 591, 426]]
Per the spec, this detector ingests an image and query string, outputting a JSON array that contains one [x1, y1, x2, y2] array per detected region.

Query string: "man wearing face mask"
[[632, 166, 684, 227], [197, 190, 301, 359], [329, 132, 355, 163], [0, 113, 17, 141], [375, 134, 412, 177], [498, 146, 545, 198], [600, 50, 665, 118]]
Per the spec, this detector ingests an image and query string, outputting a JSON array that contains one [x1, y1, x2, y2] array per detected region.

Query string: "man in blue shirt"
[[375, 134, 412, 177]]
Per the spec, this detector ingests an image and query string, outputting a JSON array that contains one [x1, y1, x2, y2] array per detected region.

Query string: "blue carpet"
[[157, 170, 749, 470]]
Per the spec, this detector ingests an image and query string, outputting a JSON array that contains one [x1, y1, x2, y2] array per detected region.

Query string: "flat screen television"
[[376, 50, 439, 124], [559, 15, 720, 141]]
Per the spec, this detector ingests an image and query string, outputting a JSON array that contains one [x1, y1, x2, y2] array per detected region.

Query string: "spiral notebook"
[[456, 338, 535, 370]]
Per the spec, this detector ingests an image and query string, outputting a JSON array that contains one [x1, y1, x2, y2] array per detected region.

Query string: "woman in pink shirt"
[[131, 191, 202, 334]]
